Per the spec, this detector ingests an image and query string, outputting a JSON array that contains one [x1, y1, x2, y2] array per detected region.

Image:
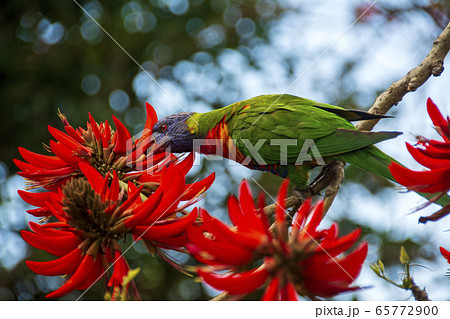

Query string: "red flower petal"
[[18, 147, 67, 169], [49, 140, 80, 167], [28, 222, 73, 236], [227, 186, 266, 235], [237, 180, 267, 234], [204, 208, 263, 250], [104, 120, 112, 143], [292, 198, 312, 231], [440, 247, 450, 264], [198, 267, 269, 295], [119, 184, 144, 214], [406, 143, 449, 170], [133, 208, 198, 240], [18, 190, 61, 208], [420, 143, 450, 159], [78, 162, 104, 193], [280, 282, 298, 301], [63, 125, 85, 145], [89, 113, 103, 142], [175, 153, 194, 176], [153, 234, 187, 248], [317, 228, 362, 258], [108, 250, 129, 288], [145, 103, 158, 130], [227, 195, 251, 231], [143, 169, 185, 224], [181, 173, 215, 201], [26, 248, 84, 276], [261, 277, 279, 301], [112, 116, 131, 155], [123, 189, 162, 229], [139, 102, 158, 140], [48, 125, 91, 156], [303, 242, 368, 297], [187, 223, 254, 265], [21, 230, 82, 257], [109, 170, 120, 202], [427, 98, 450, 138], [26, 207, 52, 217], [46, 254, 104, 298], [389, 162, 450, 189], [301, 200, 324, 238], [275, 179, 289, 224]]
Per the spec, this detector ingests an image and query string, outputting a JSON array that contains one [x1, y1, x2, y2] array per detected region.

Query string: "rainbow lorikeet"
[[150, 94, 450, 207]]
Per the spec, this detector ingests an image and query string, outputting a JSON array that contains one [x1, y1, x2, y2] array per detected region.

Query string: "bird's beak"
[[150, 132, 172, 155]]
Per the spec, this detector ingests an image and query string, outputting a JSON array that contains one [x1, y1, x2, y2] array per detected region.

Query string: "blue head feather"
[[151, 112, 196, 153]]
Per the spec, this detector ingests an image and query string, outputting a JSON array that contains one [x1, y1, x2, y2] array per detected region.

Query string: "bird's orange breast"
[[200, 117, 246, 163]]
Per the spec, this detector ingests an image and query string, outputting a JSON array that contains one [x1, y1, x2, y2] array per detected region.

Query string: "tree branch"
[[410, 279, 430, 301], [313, 21, 450, 212], [356, 22, 450, 132]]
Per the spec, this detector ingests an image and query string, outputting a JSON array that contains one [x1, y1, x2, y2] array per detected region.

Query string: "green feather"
[[337, 147, 450, 208], [310, 105, 393, 121], [185, 94, 450, 210]]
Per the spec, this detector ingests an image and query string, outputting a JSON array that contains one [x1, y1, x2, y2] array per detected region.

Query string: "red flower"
[[16, 102, 216, 299], [21, 159, 214, 299], [14, 103, 175, 192], [389, 98, 450, 222], [187, 180, 368, 300]]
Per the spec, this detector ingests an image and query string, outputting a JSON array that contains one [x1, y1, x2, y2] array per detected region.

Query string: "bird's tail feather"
[[337, 146, 450, 208]]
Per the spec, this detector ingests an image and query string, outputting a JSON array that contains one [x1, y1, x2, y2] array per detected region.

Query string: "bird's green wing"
[[227, 94, 398, 164]]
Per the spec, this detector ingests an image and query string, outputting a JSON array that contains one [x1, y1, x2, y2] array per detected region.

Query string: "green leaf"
[[122, 267, 141, 286], [378, 260, 385, 274], [399, 246, 410, 265], [370, 262, 382, 276]]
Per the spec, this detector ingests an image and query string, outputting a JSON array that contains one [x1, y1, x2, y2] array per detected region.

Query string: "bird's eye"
[[160, 124, 168, 132]]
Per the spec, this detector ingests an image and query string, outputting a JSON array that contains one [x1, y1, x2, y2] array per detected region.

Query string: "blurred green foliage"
[[1, 0, 278, 168]]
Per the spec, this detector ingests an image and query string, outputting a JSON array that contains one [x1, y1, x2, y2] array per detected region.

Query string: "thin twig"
[[210, 292, 229, 301]]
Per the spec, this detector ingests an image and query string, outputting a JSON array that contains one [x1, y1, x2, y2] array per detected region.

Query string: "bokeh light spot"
[[109, 89, 130, 113], [197, 24, 226, 49], [153, 45, 173, 65], [223, 6, 242, 26], [235, 18, 256, 38], [255, 0, 276, 17], [40, 22, 65, 45], [121, 1, 143, 18], [81, 74, 101, 95], [124, 11, 157, 33], [80, 20, 103, 43], [185, 18, 206, 37], [0, 162, 8, 184], [168, 0, 189, 15], [125, 107, 145, 128], [83, 1, 104, 20]]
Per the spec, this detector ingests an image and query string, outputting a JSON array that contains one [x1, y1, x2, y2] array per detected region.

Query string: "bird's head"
[[151, 112, 197, 153]]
